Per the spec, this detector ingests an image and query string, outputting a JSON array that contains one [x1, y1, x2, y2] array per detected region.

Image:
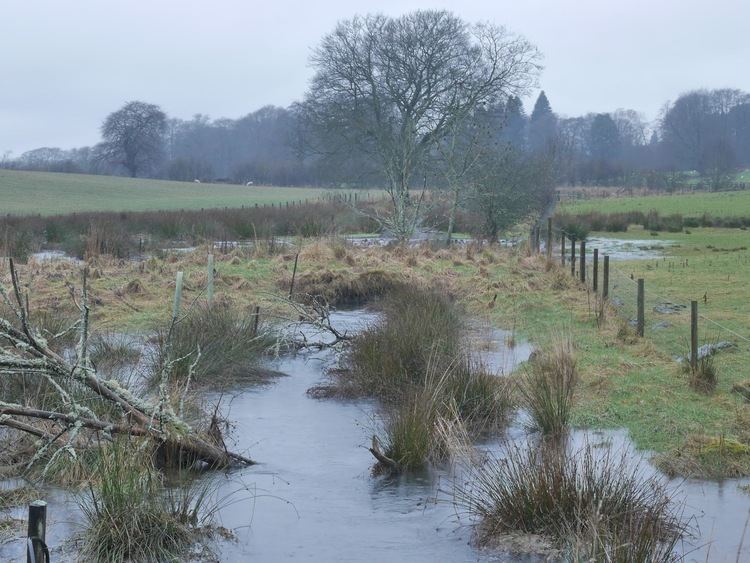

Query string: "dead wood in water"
[[0, 259, 254, 469]]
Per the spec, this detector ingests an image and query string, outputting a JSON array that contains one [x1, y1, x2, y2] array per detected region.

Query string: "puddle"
[[1, 310, 748, 562], [28, 250, 81, 263], [585, 237, 677, 260]]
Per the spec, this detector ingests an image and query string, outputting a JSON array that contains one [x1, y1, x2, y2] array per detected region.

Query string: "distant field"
[[560, 189, 750, 218], [0, 169, 345, 215]]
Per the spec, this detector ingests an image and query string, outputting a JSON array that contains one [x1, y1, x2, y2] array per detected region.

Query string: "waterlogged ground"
[[1, 310, 749, 561], [583, 237, 678, 260]]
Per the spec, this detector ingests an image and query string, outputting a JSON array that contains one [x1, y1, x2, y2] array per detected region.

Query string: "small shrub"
[[518, 335, 577, 435]]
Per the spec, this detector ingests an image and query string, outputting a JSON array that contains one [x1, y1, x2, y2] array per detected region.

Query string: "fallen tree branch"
[[0, 260, 254, 468]]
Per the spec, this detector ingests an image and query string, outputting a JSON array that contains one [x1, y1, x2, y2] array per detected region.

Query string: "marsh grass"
[[0, 484, 38, 510], [342, 286, 463, 399], [518, 335, 578, 435], [90, 332, 142, 374], [151, 301, 275, 387], [456, 442, 685, 561], [685, 353, 718, 393], [341, 286, 511, 471], [380, 360, 511, 471], [79, 440, 217, 563]]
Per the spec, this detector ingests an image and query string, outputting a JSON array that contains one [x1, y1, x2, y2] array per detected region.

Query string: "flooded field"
[[2, 309, 748, 562]]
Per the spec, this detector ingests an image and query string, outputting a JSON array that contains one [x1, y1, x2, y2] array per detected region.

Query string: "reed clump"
[[79, 440, 217, 563], [150, 301, 274, 387], [456, 442, 685, 561], [340, 286, 511, 472], [518, 335, 578, 436]]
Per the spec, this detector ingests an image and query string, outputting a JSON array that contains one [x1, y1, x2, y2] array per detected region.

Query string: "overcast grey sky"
[[2, 0, 749, 155]]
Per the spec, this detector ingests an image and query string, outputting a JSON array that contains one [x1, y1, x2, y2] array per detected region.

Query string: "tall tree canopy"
[[301, 9, 541, 238], [528, 90, 557, 153], [99, 101, 167, 177]]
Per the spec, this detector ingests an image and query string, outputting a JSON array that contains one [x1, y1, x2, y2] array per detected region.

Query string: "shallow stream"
[[1, 309, 749, 561]]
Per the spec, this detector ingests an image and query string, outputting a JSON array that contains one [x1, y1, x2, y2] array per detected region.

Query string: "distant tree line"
[[4, 8, 750, 201]]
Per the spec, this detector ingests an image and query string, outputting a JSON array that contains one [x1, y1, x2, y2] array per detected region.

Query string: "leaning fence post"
[[570, 237, 576, 277], [603, 255, 610, 299], [690, 300, 698, 371], [289, 252, 299, 299], [27, 500, 47, 563], [172, 271, 184, 322], [593, 249, 599, 292], [207, 254, 214, 305], [546, 218, 552, 260], [637, 278, 645, 337], [579, 240, 586, 284]]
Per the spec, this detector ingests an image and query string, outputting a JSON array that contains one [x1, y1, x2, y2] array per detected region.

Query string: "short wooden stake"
[[253, 305, 260, 337], [27, 500, 47, 563], [546, 218, 552, 260], [579, 240, 586, 284], [637, 278, 645, 337], [593, 249, 599, 291], [570, 238, 576, 277], [173, 271, 184, 322], [603, 255, 610, 299], [690, 300, 698, 371], [207, 254, 214, 305]]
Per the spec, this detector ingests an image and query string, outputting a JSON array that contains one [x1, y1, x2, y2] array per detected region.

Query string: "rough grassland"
[[6, 235, 750, 477], [0, 169, 342, 215], [560, 189, 750, 218]]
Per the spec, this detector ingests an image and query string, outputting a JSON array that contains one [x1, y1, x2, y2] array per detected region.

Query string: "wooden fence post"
[[579, 240, 586, 284], [27, 500, 47, 563], [603, 255, 609, 299], [207, 254, 214, 305], [637, 278, 645, 337], [690, 300, 698, 371], [535, 226, 541, 254], [561, 233, 566, 266], [546, 218, 552, 260], [593, 249, 599, 292], [570, 238, 576, 277]]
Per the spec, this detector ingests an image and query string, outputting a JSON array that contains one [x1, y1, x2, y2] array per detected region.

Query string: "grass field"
[[560, 189, 750, 218], [0, 169, 343, 215], [568, 227, 750, 473]]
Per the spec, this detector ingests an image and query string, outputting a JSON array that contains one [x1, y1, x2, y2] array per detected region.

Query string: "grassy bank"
[[559, 189, 750, 218], [4, 233, 750, 477], [0, 169, 370, 215]]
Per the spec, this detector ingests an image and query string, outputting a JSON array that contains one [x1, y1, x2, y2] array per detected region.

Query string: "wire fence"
[[532, 220, 750, 368]]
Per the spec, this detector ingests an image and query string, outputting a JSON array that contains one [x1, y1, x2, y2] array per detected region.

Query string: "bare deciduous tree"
[[99, 101, 167, 178], [302, 10, 541, 240]]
